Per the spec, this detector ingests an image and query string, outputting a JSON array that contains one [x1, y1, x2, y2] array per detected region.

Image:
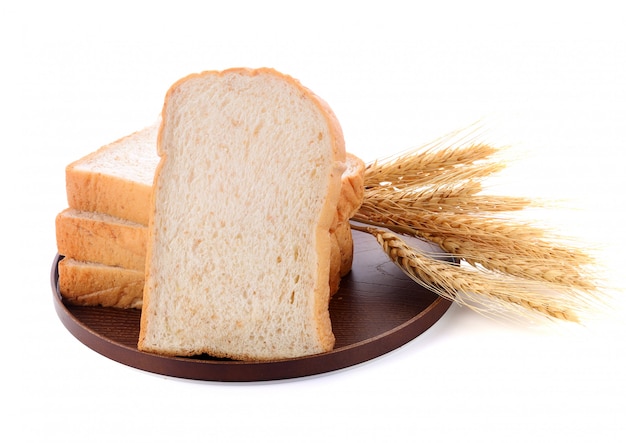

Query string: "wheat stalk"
[[356, 203, 546, 245], [357, 177, 598, 288], [353, 128, 603, 323], [364, 123, 509, 188], [354, 215, 597, 290], [365, 143, 501, 189], [352, 225, 587, 322], [356, 204, 592, 262], [363, 185, 533, 214]]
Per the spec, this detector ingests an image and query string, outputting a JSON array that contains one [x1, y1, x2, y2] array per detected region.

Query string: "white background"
[[2, 1, 625, 441]]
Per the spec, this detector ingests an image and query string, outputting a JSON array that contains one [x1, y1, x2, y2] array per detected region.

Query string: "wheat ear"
[[353, 207, 598, 292], [352, 225, 583, 322], [354, 128, 603, 322]]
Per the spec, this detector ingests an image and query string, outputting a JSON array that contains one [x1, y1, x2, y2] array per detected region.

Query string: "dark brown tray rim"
[[51, 254, 452, 382]]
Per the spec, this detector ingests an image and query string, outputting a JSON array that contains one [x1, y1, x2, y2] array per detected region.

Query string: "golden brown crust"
[[338, 153, 366, 220], [336, 221, 355, 277], [66, 171, 152, 225], [58, 258, 143, 309], [327, 153, 365, 296], [65, 126, 157, 225], [328, 221, 357, 295], [56, 209, 147, 270], [328, 228, 342, 296]]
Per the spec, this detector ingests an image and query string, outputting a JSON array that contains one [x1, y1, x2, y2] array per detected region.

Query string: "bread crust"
[[337, 153, 366, 221], [65, 125, 158, 225], [58, 258, 144, 309], [66, 171, 152, 225], [56, 209, 147, 270]]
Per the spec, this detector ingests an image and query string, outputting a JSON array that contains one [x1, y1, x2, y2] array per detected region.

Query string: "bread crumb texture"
[[139, 68, 346, 360]]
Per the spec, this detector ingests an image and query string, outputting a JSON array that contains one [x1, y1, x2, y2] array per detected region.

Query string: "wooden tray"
[[51, 230, 452, 382]]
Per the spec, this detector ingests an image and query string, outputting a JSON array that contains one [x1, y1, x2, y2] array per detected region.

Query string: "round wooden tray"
[[51, 230, 452, 382]]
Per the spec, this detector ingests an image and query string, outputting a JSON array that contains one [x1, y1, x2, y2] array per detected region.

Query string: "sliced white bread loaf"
[[138, 68, 347, 360], [65, 123, 160, 225], [56, 208, 147, 271], [58, 258, 144, 309]]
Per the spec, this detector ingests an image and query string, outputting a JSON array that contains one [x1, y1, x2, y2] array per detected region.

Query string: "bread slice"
[[331, 152, 366, 290], [56, 208, 147, 270], [138, 68, 347, 360], [65, 123, 160, 225], [336, 152, 366, 223], [58, 258, 144, 309]]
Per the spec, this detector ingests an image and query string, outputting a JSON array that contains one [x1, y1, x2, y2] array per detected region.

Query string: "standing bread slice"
[[139, 68, 347, 360]]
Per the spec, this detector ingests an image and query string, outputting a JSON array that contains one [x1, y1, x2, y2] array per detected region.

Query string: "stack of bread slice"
[[56, 124, 159, 309], [56, 68, 367, 359], [56, 117, 365, 310]]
